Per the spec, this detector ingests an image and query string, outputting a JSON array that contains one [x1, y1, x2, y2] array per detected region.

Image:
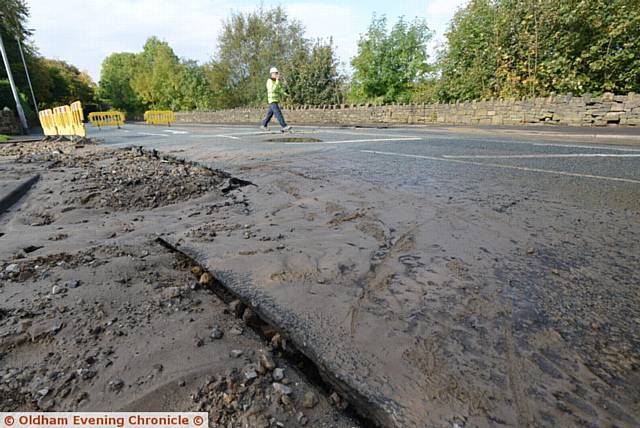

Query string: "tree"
[[175, 60, 214, 111], [41, 59, 96, 106], [98, 52, 144, 114], [0, 0, 30, 39], [98, 37, 214, 113], [437, 0, 640, 100], [350, 15, 433, 103], [131, 37, 184, 109], [436, 0, 498, 101], [283, 38, 343, 105], [209, 6, 308, 107]]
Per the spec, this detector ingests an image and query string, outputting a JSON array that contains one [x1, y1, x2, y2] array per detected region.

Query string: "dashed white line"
[[327, 129, 416, 139], [189, 134, 241, 140], [361, 150, 640, 184], [530, 142, 640, 152], [137, 132, 170, 137], [443, 153, 640, 159]]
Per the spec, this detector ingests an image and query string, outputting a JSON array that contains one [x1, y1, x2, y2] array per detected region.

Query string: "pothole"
[[265, 137, 323, 143]]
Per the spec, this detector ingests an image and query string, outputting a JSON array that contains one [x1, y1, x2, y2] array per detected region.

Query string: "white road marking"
[[328, 129, 415, 139], [137, 132, 169, 137], [530, 142, 640, 152], [163, 129, 189, 134], [361, 150, 640, 184], [190, 134, 240, 140], [215, 131, 274, 136], [443, 153, 640, 159], [285, 137, 422, 145]]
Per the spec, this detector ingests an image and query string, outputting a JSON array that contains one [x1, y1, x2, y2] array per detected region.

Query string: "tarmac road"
[[91, 122, 640, 210], [87, 123, 640, 427]]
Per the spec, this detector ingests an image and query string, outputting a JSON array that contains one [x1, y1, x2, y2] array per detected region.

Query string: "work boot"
[[281, 126, 292, 132]]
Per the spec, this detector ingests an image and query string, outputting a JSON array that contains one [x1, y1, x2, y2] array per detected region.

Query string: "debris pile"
[[190, 360, 322, 427]]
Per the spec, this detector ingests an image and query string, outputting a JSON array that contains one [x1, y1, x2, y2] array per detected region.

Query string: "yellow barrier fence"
[[38, 101, 86, 138], [52, 105, 75, 136], [144, 110, 174, 126], [88, 111, 125, 128], [70, 101, 86, 137], [38, 109, 58, 136]]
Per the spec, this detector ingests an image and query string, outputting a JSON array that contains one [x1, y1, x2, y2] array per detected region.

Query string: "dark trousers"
[[262, 102, 287, 127]]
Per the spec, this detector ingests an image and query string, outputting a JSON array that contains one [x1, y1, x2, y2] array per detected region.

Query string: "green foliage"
[[0, 0, 31, 39], [98, 37, 214, 114], [175, 60, 215, 111], [209, 6, 307, 107], [98, 52, 144, 114], [438, 0, 640, 101], [131, 37, 181, 110], [204, 6, 344, 108], [350, 15, 433, 104], [283, 38, 344, 105], [436, 0, 497, 101], [40, 59, 96, 107]]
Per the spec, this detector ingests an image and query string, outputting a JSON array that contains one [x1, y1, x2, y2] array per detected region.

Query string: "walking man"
[[261, 67, 291, 132]]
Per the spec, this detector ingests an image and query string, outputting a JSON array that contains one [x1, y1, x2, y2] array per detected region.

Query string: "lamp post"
[[16, 36, 37, 113]]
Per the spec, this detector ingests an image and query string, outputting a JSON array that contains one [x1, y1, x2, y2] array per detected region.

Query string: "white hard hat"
[[270, 67, 279, 74]]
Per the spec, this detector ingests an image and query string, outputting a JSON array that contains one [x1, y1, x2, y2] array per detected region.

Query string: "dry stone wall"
[[175, 93, 640, 127], [0, 108, 21, 135]]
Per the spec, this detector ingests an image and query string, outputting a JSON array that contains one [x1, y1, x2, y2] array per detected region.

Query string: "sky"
[[27, 0, 469, 82]]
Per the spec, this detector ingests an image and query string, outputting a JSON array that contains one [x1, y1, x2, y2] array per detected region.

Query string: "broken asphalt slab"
[[0, 141, 358, 426]]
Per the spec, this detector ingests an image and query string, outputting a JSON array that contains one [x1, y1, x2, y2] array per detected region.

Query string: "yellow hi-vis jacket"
[[267, 78, 285, 103]]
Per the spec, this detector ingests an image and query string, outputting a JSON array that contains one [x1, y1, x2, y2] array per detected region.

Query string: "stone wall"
[[175, 93, 640, 127], [0, 108, 21, 135]]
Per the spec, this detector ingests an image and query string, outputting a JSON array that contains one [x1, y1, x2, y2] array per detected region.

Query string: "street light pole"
[[16, 36, 37, 113], [0, 29, 28, 132]]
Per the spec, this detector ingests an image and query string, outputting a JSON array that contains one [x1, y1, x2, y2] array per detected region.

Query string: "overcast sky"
[[27, 0, 468, 82]]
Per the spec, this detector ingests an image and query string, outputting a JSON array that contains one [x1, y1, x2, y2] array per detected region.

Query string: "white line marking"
[[530, 142, 640, 152], [361, 150, 640, 184], [137, 132, 169, 137], [163, 129, 189, 134], [328, 129, 414, 139], [285, 137, 422, 145], [189, 134, 241, 140], [443, 153, 640, 159], [216, 131, 274, 136]]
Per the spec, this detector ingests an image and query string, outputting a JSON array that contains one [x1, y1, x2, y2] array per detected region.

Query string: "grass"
[[0, 134, 9, 142]]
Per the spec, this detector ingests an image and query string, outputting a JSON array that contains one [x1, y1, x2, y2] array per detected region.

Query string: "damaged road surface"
[[3, 123, 640, 428], [0, 140, 357, 428]]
